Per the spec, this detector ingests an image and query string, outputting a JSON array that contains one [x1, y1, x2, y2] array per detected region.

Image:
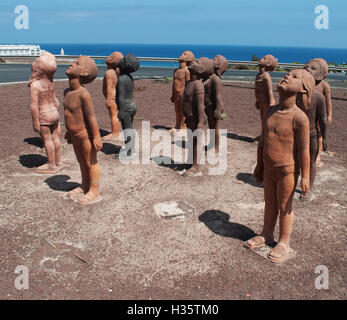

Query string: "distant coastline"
[[34, 43, 347, 65], [1, 43, 347, 65]]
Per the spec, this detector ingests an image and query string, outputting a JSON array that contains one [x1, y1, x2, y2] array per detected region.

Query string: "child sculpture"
[[182, 57, 215, 176], [29, 52, 62, 174], [254, 54, 278, 138], [304, 58, 331, 166], [102, 51, 123, 141], [64, 56, 102, 205], [115, 54, 140, 158], [170, 50, 195, 133], [297, 69, 327, 200], [244, 69, 314, 263], [204, 55, 228, 154]]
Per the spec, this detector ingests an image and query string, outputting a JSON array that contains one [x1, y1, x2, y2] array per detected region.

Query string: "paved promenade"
[[1, 63, 346, 87]]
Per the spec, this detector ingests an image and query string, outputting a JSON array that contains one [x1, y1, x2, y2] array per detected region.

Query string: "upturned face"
[[179, 51, 194, 62], [212, 55, 228, 76], [31, 61, 42, 78], [258, 56, 267, 66], [188, 57, 214, 80], [106, 51, 123, 68], [304, 61, 320, 80], [66, 57, 87, 78], [277, 70, 305, 94], [258, 55, 273, 67], [189, 58, 204, 75]]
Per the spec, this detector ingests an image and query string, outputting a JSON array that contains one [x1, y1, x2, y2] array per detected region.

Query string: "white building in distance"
[[0, 45, 45, 56]]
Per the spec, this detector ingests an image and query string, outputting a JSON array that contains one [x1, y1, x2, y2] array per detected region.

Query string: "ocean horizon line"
[[1, 43, 347, 51], [2, 43, 347, 64]]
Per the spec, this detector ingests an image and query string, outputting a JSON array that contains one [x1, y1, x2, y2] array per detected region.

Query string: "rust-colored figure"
[[170, 50, 195, 133], [304, 58, 331, 166], [244, 69, 314, 263], [102, 51, 123, 141], [255, 55, 278, 130], [204, 55, 228, 154], [297, 71, 327, 201], [64, 56, 102, 206], [182, 57, 215, 176], [29, 52, 62, 174]]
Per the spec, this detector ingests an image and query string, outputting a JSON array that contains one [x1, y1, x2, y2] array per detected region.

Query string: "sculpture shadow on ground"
[[223, 132, 256, 143], [18, 154, 47, 168], [236, 172, 264, 188], [236, 172, 302, 194], [152, 125, 171, 131], [332, 96, 347, 102], [99, 129, 110, 138], [172, 140, 188, 149], [199, 210, 256, 241], [150, 156, 190, 172], [100, 142, 121, 155], [44, 175, 79, 192], [24, 137, 43, 148]]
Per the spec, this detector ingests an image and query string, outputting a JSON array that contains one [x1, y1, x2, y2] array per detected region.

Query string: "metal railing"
[[1, 55, 347, 73]]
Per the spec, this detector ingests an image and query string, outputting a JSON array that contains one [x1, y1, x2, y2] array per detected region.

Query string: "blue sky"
[[0, 0, 346, 48]]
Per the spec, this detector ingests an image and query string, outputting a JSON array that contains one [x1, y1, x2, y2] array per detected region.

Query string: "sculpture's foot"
[[175, 128, 187, 137], [267, 243, 296, 264], [77, 192, 100, 206], [35, 164, 61, 175], [102, 133, 120, 141], [55, 164, 63, 173], [67, 187, 85, 198], [243, 235, 275, 249], [169, 127, 178, 133], [299, 191, 315, 202], [316, 160, 324, 168], [184, 166, 203, 177]]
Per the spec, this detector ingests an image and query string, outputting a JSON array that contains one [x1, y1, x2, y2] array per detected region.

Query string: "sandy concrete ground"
[[0, 80, 346, 300]]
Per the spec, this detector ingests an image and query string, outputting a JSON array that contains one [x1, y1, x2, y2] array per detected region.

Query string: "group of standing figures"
[[28, 50, 332, 263]]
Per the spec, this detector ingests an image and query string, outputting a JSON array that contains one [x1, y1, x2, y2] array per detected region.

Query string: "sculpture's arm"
[[317, 93, 328, 150], [265, 74, 276, 106], [170, 69, 176, 103], [295, 114, 310, 195], [213, 77, 224, 119], [105, 71, 118, 111], [30, 82, 41, 132], [323, 81, 332, 126], [185, 68, 190, 82], [253, 128, 264, 183], [53, 87, 60, 109], [195, 82, 205, 129], [81, 90, 102, 151]]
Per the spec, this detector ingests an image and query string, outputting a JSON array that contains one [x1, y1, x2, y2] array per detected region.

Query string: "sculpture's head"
[[258, 54, 278, 72], [29, 52, 57, 84], [66, 56, 98, 84], [278, 69, 315, 112], [212, 55, 228, 76], [105, 51, 123, 69], [118, 54, 140, 74], [179, 50, 195, 65], [188, 57, 215, 80], [304, 58, 328, 81]]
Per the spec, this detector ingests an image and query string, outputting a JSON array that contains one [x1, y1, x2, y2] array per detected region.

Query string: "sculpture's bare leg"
[[35, 125, 60, 174], [103, 106, 121, 141], [267, 172, 297, 263]]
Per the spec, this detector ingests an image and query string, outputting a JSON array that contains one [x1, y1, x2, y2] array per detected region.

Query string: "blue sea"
[[40, 43, 347, 67]]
